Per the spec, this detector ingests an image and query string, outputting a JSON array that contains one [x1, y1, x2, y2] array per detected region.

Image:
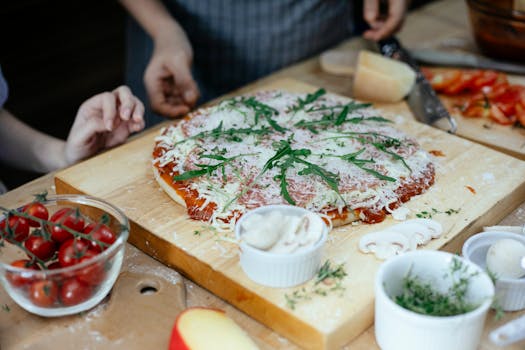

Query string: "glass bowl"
[[0, 194, 129, 317], [467, 0, 525, 62]]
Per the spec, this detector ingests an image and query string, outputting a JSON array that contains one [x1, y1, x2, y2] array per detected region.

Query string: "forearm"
[[119, 0, 192, 57], [0, 109, 68, 173]]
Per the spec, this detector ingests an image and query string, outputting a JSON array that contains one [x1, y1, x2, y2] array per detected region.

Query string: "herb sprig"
[[176, 121, 273, 145]]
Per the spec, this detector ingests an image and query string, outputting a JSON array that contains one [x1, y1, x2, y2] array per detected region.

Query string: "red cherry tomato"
[[47, 261, 62, 270], [24, 235, 56, 261], [76, 250, 106, 286], [7, 259, 39, 287], [59, 278, 93, 306], [48, 208, 85, 243], [83, 223, 117, 252], [0, 215, 30, 243], [22, 202, 49, 227], [58, 238, 90, 267], [29, 280, 58, 307]]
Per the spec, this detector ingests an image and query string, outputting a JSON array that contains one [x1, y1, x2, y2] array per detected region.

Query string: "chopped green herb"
[[394, 259, 479, 317], [285, 260, 347, 310], [2, 304, 10, 312]]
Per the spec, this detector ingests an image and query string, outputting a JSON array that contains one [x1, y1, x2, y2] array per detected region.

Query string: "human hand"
[[64, 85, 145, 164], [145, 31, 200, 118], [363, 0, 409, 41]]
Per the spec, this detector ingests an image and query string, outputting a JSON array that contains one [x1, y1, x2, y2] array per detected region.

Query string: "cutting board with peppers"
[[421, 67, 525, 160], [54, 78, 525, 349]]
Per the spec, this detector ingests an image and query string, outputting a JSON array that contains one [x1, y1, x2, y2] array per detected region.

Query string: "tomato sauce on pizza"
[[152, 89, 435, 229]]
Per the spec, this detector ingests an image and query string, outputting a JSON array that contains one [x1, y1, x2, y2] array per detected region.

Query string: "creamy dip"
[[240, 210, 324, 254]]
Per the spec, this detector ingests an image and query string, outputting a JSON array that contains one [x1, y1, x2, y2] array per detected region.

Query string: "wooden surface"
[[2, 1, 525, 349], [53, 77, 525, 349]]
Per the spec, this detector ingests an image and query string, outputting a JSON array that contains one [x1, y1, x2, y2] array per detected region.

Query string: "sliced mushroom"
[[359, 230, 410, 259]]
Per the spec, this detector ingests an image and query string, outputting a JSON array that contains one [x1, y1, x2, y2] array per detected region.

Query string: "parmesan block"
[[352, 50, 416, 103]]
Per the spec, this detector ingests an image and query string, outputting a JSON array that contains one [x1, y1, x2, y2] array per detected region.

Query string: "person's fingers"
[[144, 60, 171, 116], [364, 0, 407, 41], [152, 102, 190, 117], [165, 58, 199, 106], [363, 0, 380, 26], [130, 97, 145, 132], [104, 123, 130, 148], [112, 85, 134, 121], [100, 92, 118, 131]]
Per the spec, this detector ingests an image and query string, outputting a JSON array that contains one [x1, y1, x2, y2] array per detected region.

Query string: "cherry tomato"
[[463, 103, 490, 118], [83, 223, 116, 252], [76, 250, 105, 286], [29, 280, 58, 307], [22, 202, 49, 227], [7, 259, 39, 287], [58, 238, 90, 267], [47, 261, 62, 270], [59, 278, 93, 306], [48, 208, 85, 243], [24, 235, 56, 261], [0, 215, 30, 243]]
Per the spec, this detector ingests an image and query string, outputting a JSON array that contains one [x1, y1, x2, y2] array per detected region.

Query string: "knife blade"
[[409, 48, 525, 75], [378, 37, 457, 134]]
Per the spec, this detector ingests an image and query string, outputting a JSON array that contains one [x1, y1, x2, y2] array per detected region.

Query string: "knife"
[[378, 37, 457, 134], [409, 48, 525, 75]]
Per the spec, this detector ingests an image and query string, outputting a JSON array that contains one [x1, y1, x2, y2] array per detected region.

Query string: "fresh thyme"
[[290, 88, 326, 112], [1, 304, 10, 312], [415, 208, 461, 219], [395, 259, 479, 316], [285, 260, 347, 310], [263, 140, 339, 205]]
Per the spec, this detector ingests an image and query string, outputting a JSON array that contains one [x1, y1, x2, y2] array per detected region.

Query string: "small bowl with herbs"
[[0, 194, 129, 317], [375, 250, 494, 350]]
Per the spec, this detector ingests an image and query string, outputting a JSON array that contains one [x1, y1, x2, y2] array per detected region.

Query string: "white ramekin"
[[235, 205, 328, 288], [462, 231, 525, 311], [375, 250, 494, 350]]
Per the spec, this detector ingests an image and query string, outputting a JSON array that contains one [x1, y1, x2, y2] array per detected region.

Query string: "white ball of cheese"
[[486, 238, 525, 279]]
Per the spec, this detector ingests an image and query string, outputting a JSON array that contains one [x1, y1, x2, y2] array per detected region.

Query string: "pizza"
[[152, 89, 435, 230]]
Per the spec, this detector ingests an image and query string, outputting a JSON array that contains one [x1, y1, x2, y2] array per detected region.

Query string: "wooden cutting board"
[[54, 78, 525, 349]]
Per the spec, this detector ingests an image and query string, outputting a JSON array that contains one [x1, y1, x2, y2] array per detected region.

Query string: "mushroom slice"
[[403, 219, 443, 239], [359, 230, 410, 260]]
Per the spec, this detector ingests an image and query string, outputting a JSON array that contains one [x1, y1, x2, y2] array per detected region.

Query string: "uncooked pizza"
[[152, 89, 435, 229]]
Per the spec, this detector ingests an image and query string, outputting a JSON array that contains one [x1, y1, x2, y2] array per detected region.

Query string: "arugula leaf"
[[290, 88, 326, 112]]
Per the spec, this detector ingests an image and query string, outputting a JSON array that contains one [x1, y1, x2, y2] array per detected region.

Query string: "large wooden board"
[[54, 79, 525, 349]]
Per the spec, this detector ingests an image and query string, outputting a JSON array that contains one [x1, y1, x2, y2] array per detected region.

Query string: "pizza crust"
[[152, 166, 188, 209]]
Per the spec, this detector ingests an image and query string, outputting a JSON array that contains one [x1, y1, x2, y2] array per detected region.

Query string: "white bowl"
[[462, 231, 525, 311], [234, 205, 328, 288], [375, 250, 494, 350]]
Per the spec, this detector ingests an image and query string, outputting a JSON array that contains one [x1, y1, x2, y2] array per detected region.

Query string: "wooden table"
[[2, 1, 525, 349]]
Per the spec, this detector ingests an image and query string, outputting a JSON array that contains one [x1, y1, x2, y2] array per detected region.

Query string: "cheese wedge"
[[352, 50, 416, 103]]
